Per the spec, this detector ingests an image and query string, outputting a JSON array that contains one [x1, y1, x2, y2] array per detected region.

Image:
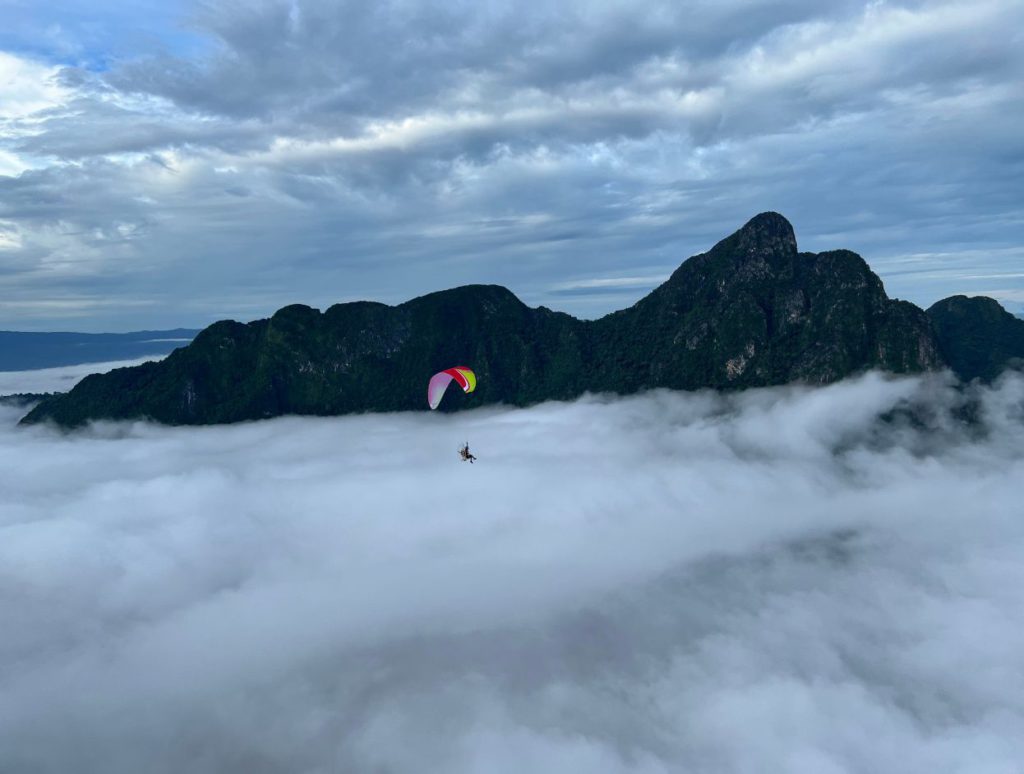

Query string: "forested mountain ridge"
[[21, 213, 1021, 427]]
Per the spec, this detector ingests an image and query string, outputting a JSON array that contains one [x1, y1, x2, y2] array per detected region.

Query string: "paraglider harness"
[[459, 442, 477, 463]]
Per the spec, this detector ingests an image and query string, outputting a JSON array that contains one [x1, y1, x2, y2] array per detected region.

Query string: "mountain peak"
[[743, 211, 793, 233], [928, 294, 1005, 317], [700, 211, 797, 266], [736, 211, 796, 251]]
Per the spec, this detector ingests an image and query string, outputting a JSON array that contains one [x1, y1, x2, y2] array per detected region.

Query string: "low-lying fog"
[[2, 370, 1022, 773]]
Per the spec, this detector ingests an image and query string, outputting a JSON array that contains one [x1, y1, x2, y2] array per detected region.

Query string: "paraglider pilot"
[[459, 442, 477, 463]]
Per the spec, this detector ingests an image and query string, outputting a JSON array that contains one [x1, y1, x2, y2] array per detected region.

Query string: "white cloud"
[[0, 51, 67, 120], [549, 274, 669, 292], [1, 371, 1023, 771], [0, 51, 71, 177], [0, 149, 32, 177], [0, 219, 23, 249]]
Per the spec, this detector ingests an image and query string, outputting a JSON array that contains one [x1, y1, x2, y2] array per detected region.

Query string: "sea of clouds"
[[1, 368, 1023, 773]]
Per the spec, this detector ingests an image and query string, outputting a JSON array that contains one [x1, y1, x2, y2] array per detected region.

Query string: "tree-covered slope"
[[22, 213, 947, 427], [927, 295, 1024, 382]]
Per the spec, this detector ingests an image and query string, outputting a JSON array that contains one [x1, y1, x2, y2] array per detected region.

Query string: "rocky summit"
[[586, 212, 941, 392], [22, 212, 1018, 428]]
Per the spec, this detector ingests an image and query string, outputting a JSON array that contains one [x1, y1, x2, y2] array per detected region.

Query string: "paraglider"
[[427, 366, 476, 410], [427, 366, 479, 463]]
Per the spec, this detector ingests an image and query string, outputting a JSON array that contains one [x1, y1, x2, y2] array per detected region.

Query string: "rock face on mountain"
[[927, 295, 1024, 382], [587, 212, 940, 391], [22, 213, 945, 427]]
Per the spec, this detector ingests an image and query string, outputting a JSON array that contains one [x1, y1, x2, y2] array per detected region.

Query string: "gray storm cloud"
[[1, 370, 1023, 772]]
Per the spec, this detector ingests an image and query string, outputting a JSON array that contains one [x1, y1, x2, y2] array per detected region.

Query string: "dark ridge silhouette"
[[25, 212, 1019, 428]]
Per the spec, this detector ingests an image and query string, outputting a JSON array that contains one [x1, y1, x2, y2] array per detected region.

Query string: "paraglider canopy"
[[427, 366, 477, 409]]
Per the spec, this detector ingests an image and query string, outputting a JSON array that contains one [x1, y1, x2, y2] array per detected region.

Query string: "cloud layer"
[[1, 0, 1022, 329], [0, 354, 167, 395], [2, 371, 1023, 772]]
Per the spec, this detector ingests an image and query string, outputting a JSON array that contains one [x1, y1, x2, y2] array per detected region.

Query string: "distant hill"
[[23, 213, 951, 427], [927, 296, 1024, 382], [0, 393, 59, 408], [0, 329, 199, 371]]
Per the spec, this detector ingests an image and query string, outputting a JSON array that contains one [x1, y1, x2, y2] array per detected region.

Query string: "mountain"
[[0, 329, 200, 371], [587, 212, 938, 390], [21, 213, 947, 427], [926, 296, 1024, 382], [0, 393, 59, 408]]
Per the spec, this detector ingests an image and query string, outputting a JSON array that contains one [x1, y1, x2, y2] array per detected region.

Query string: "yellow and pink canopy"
[[427, 366, 477, 410]]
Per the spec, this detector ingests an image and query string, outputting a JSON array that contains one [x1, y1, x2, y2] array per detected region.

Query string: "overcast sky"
[[2, 369, 1023, 772], [1, 0, 1022, 331]]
